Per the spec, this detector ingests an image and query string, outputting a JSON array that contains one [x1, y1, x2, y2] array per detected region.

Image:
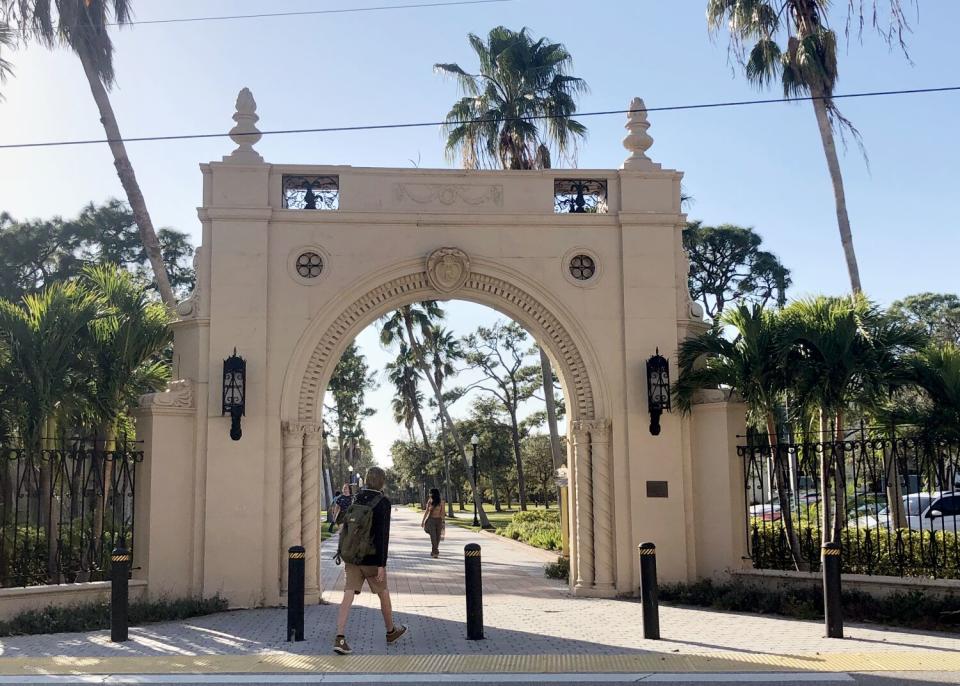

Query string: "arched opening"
[[278, 256, 616, 600]]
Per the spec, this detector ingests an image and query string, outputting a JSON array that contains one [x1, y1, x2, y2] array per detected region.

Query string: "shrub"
[[502, 510, 562, 551], [660, 579, 960, 632], [544, 556, 569, 581], [0, 595, 228, 637], [749, 525, 960, 579]]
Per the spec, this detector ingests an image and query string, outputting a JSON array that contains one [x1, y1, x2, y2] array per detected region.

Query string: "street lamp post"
[[347, 465, 353, 488], [470, 434, 480, 527]]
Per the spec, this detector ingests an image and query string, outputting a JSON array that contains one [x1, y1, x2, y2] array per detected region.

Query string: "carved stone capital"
[[426, 247, 470, 293], [302, 423, 323, 445], [581, 418, 612, 443], [571, 420, 591, 445], [139, 379, 193, 410]]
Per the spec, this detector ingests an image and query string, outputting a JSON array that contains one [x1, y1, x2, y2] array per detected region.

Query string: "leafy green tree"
[[889, 293, 960, 347], [683, 221, 790, 320], [522, 433, 558, 506], [881, 344, 960, 441], [676, 303, 805, 569], [326, 342, 377, 487], [2, 1, 177, 305], [0, 201, 194, 301], [706, 0, 915, 294], [436, 26, 587, 170], [463, 320, 542, 510]]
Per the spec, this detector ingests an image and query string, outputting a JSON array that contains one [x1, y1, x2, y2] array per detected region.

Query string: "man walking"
[[328, 485, 352, 534], [333, 466, 407, 654]]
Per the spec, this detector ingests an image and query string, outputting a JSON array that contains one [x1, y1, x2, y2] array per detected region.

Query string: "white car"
[[860, 491, 960, 533]]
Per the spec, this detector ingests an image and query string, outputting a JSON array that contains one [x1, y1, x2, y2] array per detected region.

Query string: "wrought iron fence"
[[0, 438, 142, 588], [738, 427, 960, 579]]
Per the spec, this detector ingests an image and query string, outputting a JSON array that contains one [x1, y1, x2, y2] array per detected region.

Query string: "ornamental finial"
[[621, 97, 659, 170], [225, 87, 263, 163]]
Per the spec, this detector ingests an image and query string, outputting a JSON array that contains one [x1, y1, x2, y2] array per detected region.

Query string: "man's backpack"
[[334, 493, 383, 565]]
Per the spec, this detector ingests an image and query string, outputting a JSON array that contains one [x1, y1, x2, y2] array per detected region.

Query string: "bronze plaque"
[[646, 480, 669, 498]]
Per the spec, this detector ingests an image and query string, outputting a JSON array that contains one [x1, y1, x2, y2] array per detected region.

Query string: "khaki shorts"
[[344, 563, 387, 594]]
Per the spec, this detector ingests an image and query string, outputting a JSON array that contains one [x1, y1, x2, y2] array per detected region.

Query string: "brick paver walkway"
[[2, 507, 958, 664]]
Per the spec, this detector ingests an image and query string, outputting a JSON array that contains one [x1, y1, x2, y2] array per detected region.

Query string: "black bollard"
[[464, 543, 484, 640], [287, 546, 305, 642], [822, 542, 843, 639], [638, 542, 660, 640], [110, 546, 131, 643]]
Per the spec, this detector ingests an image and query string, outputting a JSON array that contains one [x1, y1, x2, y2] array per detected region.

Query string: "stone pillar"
[[572, 421, 594, 589], [589, 419, 615, 592], [301, 424, 322, 602], [691, 392, 749, 579], [280, 421, 305, 597]]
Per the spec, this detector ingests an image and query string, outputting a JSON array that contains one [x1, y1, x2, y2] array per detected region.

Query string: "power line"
[[106, 0, 515, 28], [1, 85, 957, 151]]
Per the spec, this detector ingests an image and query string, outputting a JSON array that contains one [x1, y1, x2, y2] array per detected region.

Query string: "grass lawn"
[[445, 503, 559, 533], [320, 511, 334, 542]]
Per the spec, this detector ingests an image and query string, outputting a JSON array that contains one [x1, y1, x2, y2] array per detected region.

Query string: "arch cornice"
[[282, 257, 605, 425]]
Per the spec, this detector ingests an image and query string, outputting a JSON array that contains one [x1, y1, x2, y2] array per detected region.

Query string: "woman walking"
[[421, 488, 445, 558]]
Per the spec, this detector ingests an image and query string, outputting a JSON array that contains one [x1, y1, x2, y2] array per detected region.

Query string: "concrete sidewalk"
[[0, 507, 957, 676]]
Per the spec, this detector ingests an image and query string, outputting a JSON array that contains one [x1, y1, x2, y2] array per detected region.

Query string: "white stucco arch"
[[132, 92, 750, 612], [280, 256, 608, 427]]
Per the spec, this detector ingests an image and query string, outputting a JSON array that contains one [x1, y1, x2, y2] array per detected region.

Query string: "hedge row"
[[750, 525, 960, 579], [660, 578, 960, 632], [501, 510, 562, 551], [0, 595, 228, 636]]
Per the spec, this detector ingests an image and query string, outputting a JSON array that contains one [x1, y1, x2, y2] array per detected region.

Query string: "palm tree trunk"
[[402, 313, 492, 528], [819, 410, 833, 542], [539, 348, 565, 504], [77, 50, 176, 307], [883, 435, 907, 530], [810, 86, 862, 295], [413, 406, 432, 454], [508, 409, 528, 510], [766, 414, 804, 570], [833, 410, 847, 543]]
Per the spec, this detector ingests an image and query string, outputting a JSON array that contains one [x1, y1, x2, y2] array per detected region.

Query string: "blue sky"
[[1, 0, 957, 462]]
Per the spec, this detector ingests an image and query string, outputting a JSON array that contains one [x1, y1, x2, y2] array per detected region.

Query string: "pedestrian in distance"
[[332, 467, 407, 654], [328, 484, 353, 534], [421, 488, 445, 558], [326, 490, 340, 531]]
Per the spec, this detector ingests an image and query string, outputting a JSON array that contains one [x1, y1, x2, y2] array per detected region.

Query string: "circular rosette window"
[[288, 246, 330, 285], [562, 247, 601, 287]]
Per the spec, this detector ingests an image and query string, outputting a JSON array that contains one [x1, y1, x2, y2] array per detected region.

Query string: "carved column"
[[572, 421, 594, 589], [588, 419, 615, 592], [301, 424, 322, 601], [280, 421, 305, 596]]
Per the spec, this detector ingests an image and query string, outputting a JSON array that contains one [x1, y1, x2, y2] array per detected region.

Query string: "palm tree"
[[781, 295, 926, 540], [0, 20, 13, 86], [423, 325, 463, 517], [81, 264, 170, 560], [2, 1, 176, 306], [436, 25, 581, 494], [905, 344, 960, 439], [380, 304, 492, 528], [385, 350, 432, 453], [435, 26, 588, 170], [676, 303, 806, 570], [706, 0, 914, 295], [0, 280, 101, 577]]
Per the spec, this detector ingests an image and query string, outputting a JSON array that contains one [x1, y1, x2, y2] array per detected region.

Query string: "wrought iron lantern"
[[222, 348, 246, 441], [645, 349, 671, 436]]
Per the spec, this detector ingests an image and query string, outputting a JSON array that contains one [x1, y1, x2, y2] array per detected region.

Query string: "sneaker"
[[386, 624, 408, 644], [333, 635, 352, 655]]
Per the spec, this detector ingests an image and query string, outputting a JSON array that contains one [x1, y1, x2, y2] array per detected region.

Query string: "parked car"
[[859, 491, 960, 532]]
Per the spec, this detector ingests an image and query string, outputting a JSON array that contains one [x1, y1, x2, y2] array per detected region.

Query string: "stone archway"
[[279, 250, 615, 600]]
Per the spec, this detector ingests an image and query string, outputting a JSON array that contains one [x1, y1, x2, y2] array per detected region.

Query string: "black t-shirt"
[[352, 489, 392, 567]]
